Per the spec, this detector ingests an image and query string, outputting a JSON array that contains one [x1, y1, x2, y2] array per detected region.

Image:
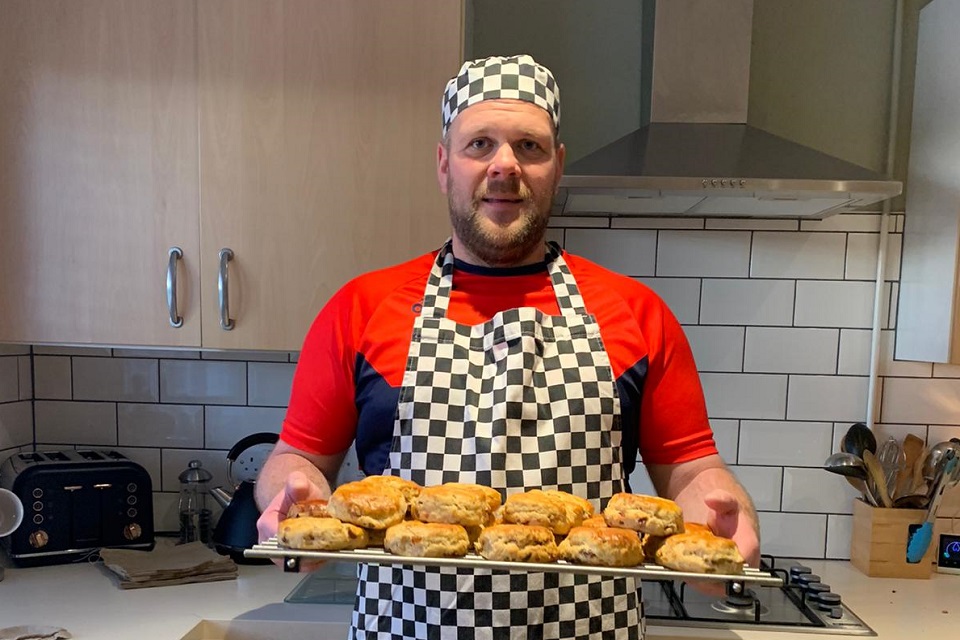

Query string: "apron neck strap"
[[420, 239, 588, 318]]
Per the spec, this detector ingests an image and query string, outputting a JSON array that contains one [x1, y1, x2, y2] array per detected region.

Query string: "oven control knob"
[[795, 573, 821, 590], [815, 592, 842, 610], [789, 565, 812, 583], [829, 606, 844, 619], [123, 523, 142, 541], [29, 530, 49, 549]]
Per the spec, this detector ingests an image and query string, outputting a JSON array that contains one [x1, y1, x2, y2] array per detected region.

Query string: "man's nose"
[[488, 143, 520, 178]]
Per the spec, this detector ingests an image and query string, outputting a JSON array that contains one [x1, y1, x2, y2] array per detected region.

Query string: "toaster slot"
[[44, 451, 70, 462], [78, 450, 104, 461]]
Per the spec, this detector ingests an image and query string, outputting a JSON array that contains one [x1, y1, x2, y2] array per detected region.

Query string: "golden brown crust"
[[475, 524, 559, 563], [278, 517, 368, 550], [603, 493, 685, 536], [383, 521, 470, 558], [558, 526, 644, 567], [359, 475, 423, 511], [654, 531, 744, 574], [286, 499, 329, 519], [413, 484, 494, 527], [580, 514, 608, 528], [502, 490, 576, 535], [542, 490, 595, 522], [326, 481, 406, 529], [684, 522, 712, 535], [443, 483, 503, 512]]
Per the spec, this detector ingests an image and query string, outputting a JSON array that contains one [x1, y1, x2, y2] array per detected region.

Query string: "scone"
[[327, 480, 407, 529], [414, 484, 495, 527], [603, 493, 685, 536], [278, 516, 368, 550], [558, 526, 643, 567], [286, 499, 329, 519], [443, 482, 503, 513], [360, 475, 422, 514], [384, 521, 470, 558], [580, 514, 608, 528], [654, 531, 745, 574], [543, 490, 595, 522], [475, 524, 559, 563], [502, 490, 577, 535]]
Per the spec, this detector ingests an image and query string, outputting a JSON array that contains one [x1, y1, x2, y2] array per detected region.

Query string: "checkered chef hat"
[[441, 54, 560, 137]]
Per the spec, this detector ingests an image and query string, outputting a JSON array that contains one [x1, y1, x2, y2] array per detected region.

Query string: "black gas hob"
[[641, 556, 875, 635]]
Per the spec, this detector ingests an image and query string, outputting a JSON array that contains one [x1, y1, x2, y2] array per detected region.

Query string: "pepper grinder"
[[178, 459, 213, 545]]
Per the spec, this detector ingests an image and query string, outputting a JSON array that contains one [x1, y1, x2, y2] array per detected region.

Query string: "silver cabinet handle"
[[218, 248, 235, 330], [166, 247, 184, 328]]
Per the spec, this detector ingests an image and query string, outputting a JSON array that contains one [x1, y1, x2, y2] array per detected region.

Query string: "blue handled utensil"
[[906, 453, 958, 563]]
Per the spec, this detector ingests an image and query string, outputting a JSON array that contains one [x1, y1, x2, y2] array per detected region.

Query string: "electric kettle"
[[210, 431, 279, 564]]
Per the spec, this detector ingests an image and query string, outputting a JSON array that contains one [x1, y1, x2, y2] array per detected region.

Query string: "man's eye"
[[469, 139, 489, 150], [519, 140, 541, 152]]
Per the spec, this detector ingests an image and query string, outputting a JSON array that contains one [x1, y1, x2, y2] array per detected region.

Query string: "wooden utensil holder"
[[850, 499, 933, 579]]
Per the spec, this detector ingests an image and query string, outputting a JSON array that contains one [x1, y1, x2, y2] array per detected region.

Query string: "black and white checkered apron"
[[350, 241, 642, 640]]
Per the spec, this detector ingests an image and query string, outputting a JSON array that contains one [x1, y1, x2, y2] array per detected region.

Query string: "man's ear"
[[437, 142, 449, 195]]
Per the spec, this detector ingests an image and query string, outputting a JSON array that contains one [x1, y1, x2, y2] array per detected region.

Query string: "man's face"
[[437, 100, 565, 267]]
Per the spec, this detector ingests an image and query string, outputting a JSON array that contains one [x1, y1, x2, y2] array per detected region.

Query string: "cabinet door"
[[0, 0, 201, 346], [198, 0, 459, 350]]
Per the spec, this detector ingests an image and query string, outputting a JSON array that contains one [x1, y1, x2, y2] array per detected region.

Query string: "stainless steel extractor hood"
[[554, 0, 902, 219]]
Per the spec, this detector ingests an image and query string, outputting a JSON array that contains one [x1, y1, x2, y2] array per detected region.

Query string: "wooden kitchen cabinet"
[[197, 0, 458, 350], [0, 0, 458, 350], [0, 0, 202, 347]]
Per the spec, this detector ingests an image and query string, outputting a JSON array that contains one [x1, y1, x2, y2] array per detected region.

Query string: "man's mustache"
[[475, 178, 532, 200]]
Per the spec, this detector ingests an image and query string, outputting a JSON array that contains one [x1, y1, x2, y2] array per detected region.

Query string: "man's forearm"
[[255, 450, 334, 511]]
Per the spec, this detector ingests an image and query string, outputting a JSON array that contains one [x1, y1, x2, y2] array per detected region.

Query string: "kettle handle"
[[226, 432, 279, 462]]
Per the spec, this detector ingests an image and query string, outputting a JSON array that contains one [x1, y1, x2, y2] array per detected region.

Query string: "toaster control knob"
[[123, 523, 142, 541], [29, 530, 49, 549]]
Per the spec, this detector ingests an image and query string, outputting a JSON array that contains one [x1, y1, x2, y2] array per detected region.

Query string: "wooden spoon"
[[863, 450, 893, 508], [896, 434, 926, 499]]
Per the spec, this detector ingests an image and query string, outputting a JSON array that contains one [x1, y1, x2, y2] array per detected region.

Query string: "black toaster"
[[0, 449, 155, 566]]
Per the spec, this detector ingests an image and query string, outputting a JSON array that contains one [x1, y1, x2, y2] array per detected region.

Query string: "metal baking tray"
[[246, 538, 783, 586]]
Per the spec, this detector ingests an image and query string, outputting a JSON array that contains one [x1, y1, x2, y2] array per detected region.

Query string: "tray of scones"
[[246, 476, 781, 585]]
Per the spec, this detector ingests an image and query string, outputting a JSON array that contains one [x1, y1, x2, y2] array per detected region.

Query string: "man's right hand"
[[256, 470, 327, 569]]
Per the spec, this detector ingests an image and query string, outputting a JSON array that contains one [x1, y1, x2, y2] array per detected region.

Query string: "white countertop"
[[0, 554, 956, 640]]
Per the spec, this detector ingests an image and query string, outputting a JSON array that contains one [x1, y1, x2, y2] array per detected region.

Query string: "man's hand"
[[256, 470, 327, 570], [703, 488, 760, 568]]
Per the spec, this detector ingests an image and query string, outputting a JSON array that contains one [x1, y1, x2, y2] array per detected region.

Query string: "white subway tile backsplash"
[[705, 218, 799, 231], [160, 360, 246, 405], [118, 403, 203, 448], [564, 229, 657, 276], [928, 425, 960, 445], [113, 446, 162, 495], [731, 466, 782, 511], [161, 448, 230, 493], [933, 363, 960, 378], [684, 326, 744, 372], [0, 358, 18, 403], [656, 230, 751, 277], [838, 329, 931, 377], [794, 280, 885, 329], [0, 402, 33, 450], [758, 512, 827, 558], [799, 213, 881, 233], [0, 344, 30, 356], [743, 327, 838, 374], [882, 378, 960, 425], [33, 346, 111, 357], [845, 232, 902, 281], [73, 357, 159, 402], [545, 228, 565, 245], [547, 216, 610, 228], [825, 514, 853, 560], [114, 348, 200, 359], [248, 362, 296, 406], [787, 376, 870, 423], [18, 356, 31, 400], [700, 279, 795, 326], [611, 217, 704, 230], [637, 278, 701, 324], [33, 356, 72, 399], [700, 373, 788, 419], [782, 467, 859, 513], [709, 419, 739, 463], [34, 400, 116, 445], [887, 282, 898, 330], [205, 406, 284, 449], [738, 421, 833, 466], [750, 232, 846, 279], [202, 350, 290, 362]]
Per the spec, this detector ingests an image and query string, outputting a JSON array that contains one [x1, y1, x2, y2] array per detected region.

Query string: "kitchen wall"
[[1, 207, 959, 558]]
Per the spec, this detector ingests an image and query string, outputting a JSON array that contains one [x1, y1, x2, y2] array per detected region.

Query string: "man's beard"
[[447, 175, 553, 267]]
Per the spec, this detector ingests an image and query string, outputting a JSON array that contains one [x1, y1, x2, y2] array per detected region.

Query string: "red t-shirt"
[[282, 249, 716, 478]]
